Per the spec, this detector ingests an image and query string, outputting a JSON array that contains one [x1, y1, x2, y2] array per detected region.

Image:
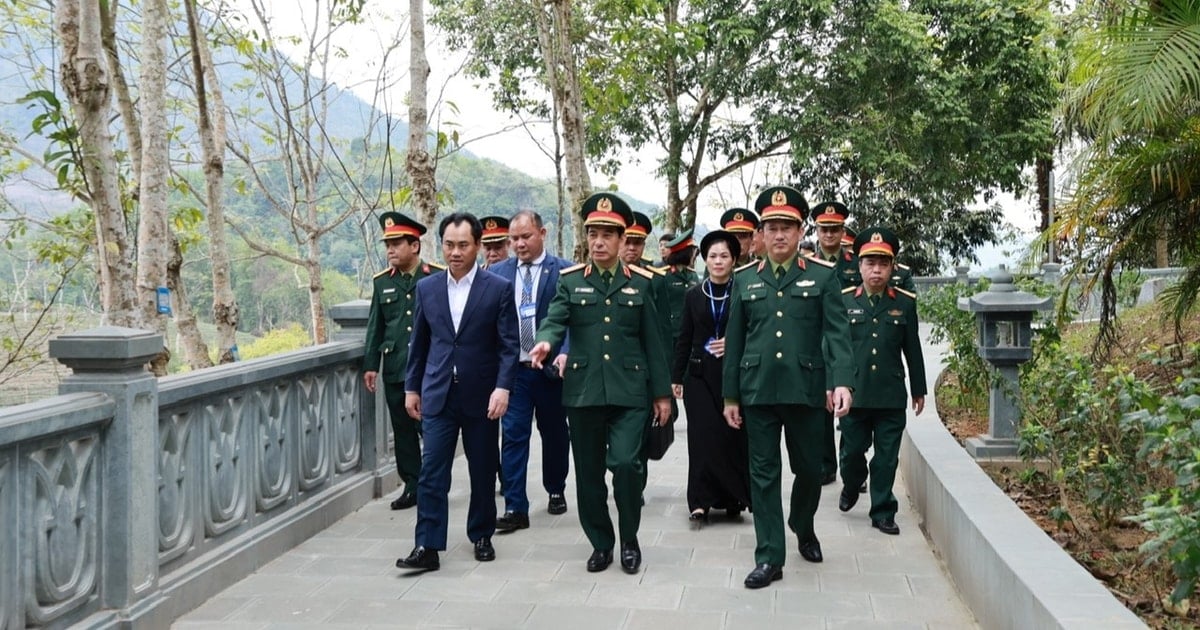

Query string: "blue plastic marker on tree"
[[156, 287, 172, 315]]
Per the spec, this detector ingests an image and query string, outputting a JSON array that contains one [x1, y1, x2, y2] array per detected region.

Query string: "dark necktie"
[[774, 265, 785, 280], [602, 270, 613, 286], [519, 263, 535, 353], [869, 294, 880, 308]]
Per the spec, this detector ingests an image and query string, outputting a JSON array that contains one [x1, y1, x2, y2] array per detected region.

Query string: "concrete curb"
[[901, 338, 1146, 629]]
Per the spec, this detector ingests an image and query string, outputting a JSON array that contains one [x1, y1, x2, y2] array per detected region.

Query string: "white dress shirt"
[[447, 264, 478, 333]]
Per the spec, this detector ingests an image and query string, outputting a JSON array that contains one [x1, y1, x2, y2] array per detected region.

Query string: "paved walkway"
[[176, 333, 975, 629]]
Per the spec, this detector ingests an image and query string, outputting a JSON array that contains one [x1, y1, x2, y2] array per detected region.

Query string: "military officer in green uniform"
[[363, 212, 445, 510], [656, 230, 700, 348], [722, 185, 854, 589], [480, 215, 511, 269], [529, 193, 671, 575], [837, 227, 926, 536], [720, 207, 760, 266]]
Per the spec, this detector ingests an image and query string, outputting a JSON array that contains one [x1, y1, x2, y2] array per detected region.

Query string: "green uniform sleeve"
[[534, 278, 571, 351], [363, 284, 383, 372], [821, 273, 855, 389], [904, 298, 928, 398], [721, 280, 747, 403], [640, 281, 671, 399]]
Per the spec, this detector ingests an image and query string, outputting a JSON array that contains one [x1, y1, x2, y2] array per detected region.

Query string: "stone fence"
[[0, 301, 383, 629]]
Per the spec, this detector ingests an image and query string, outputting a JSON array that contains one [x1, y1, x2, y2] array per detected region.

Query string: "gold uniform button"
[[406, 310, 411, 316], [572, 362, 578, 369], [406, 294, 412, 299], [406, 326, 412, 332], [776, 311, 783, 318], [604, 354, 611, 361], [775, 331, 782, 338], [603, 335, 610, 341], [872, 333, 878, 338], [870, 365, 877, 371], [777, 291, 783, 297], [873, 318, 878, 323], [775, 351, 783, 359], [581, 299, 587, 305], [605, 299, 611, 305], [604, 316, 611, 323], [871, 348, 877, 355], [803, 291, 809, 297]]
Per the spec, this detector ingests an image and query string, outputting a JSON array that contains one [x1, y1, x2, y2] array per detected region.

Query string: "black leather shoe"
[[798, 539, 823, 563], [395, 546, 439, 572], [743, 563, 783, 589], [547, 494, 568, 515], [872, 517, 901, 535], [474, 537, 495, 561], [838, 487, 859, 513], [586, 548, 613, 572], [620, 541, 642, 574], [495, 511, 530, 532], [390, 490, 417, 510], [820, 471, 837, 485]]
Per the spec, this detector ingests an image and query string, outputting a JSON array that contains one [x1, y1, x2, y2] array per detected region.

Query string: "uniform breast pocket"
[[568, 292, 601, 323], [741, 288, 768, 303], [380, 293, 405, 316], [788, 288, 820, 319]]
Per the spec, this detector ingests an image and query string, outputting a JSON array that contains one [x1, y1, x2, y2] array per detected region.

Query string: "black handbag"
[[644, 411, 675, 461]]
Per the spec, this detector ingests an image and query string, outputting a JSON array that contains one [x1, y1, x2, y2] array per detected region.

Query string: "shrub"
[[238, 322, 311, 360]]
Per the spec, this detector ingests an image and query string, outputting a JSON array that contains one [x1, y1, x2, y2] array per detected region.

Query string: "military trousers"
[[566, 405, 645, 552], [839, 407, 905, 520], [744, 404, 823, 566], [821, 409, 837, 478], [384, 381, 422, 490]]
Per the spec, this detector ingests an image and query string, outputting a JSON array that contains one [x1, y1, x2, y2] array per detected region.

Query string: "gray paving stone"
[[219, 575, 331, 598], [774, 590, 874, 619], [869, 593, 975, 624], [422, 601, 533, 628], [678, 585, 775, 614], [587, 582, 684, 610], [523, 605, 628, 630], [399, 575, 505, 602], [293, 555, 394, 577], [723, 611, 823, 629], [624, 608, 725, 630], [309, 575, 413, 600], [226, 596, 335, 623], [177, 596, 253, 621], [494, 579, 595, 605], [819, 571, 913, 596], [639, 564, 733, 588], [322, 598, 437, 625]]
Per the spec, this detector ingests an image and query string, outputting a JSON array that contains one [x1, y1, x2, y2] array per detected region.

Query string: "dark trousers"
[[414, 383, 499, 550], [567, 405, 645, 551], [822, 409, 837, 478], [500, 366, 570, 513], [744, 404, 823, 566], [839, 407, 906, 520], [384, 381, 422, 490]]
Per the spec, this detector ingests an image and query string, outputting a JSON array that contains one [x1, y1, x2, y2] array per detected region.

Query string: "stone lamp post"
[[957, 266, 1052, 458]]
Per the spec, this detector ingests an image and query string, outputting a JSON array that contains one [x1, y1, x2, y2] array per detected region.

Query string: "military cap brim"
[[581, 192, 633, 230], [754, 186, 807, 223], [720, 208, 759, 233], [379, 211, 427, 241], [853, 225, 900, 258], [812, 201, 850, 226]]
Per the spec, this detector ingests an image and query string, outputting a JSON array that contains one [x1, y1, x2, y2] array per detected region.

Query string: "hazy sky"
[[240, 0, 1041, 268]]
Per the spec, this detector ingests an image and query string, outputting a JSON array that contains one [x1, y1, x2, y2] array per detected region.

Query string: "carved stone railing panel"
[[0, 452, 15, 630], [202, 396, 248, 538], [332, 365, 360, 474], [157, 409, 197, 564], [295, 373, 330, 492], [23, 430, 100, 626], [255, 382, 292, 513]]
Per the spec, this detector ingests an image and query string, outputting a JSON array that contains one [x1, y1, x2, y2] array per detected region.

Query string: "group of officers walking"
[[362, 184, 926, 589]]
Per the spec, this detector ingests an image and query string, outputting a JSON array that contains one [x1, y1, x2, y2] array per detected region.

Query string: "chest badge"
[[574, 287, 595, 294], [888, 309, 903, 316], [796, 280, 815, 287], [621, 287, 638, 295]]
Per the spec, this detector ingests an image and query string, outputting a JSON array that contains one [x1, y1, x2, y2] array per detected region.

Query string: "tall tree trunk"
[[57, 0, 138, 327], [99, 0, 142, 192], [167, 235, 211, 370], [408, 0, 438, 256], [306, 250, 326, 344], [186, 0, 239, 363], [136, 0, 172, 374], [1154, 224, 1169, 267], [1036, 153, 1054, 262], [538, 0, 590, 261]]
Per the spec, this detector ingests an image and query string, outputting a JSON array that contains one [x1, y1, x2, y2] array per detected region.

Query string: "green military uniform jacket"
[[535, 261, 671, 408], [362, 260, 443, 382], [722, 255, 855, 408], [658, 265, 699, 347], [842, 285, 927, 409]]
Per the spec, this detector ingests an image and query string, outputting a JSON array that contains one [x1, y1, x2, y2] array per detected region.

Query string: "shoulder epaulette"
[[894, 287, 917, 299], [373, 268, 391, 279], [649, 265, 670, 274], [807, 257, 835, 268], [629, 265, 654, 279], [561, 262, 586, 275], [842, 286, 857, 294], [426, 261, 446, 270], [897, 263, 911, 270], [734, 260, 759, 273]]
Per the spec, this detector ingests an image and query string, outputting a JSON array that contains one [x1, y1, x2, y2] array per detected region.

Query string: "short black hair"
[[659, 233, 675, 243], [511, 209, 544, 229], [666, 247, 696, 267], [438, 212, 483, 243]]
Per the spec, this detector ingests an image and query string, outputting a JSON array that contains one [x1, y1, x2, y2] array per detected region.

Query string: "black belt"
[[519, 361, 536, 368]]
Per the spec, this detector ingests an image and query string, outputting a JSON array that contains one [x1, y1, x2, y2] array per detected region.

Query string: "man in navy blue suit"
[[488, 210, 573, 531], [396, 212, 520, 572]]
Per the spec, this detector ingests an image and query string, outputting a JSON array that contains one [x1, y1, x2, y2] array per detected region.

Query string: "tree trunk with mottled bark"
[[548, 0, 591, 261], [56, 0, 139, 327], [408, 0, 438, 255], [167, 235, 211, 370], [186, 0, 239, 363]]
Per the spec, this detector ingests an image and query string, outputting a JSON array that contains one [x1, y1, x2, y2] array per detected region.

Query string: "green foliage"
[[918, 281, 991, 410], [1127, 345, 1200, 604], [237, 323, 311, 360]]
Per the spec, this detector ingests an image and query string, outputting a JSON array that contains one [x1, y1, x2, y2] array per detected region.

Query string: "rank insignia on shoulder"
[[621, 287, 638, 294], [796, 279, 815, 287], [894, 287, 917, 299], [574, 286, 595, 293], [562, 263, 586, 275], [808, 257, 834, 268], [842, 286, 856, 294], [373, 268, 392, 279], [426, 261, 446, 271], [629, 265, 654, 279], [888, 309, 903, 316]]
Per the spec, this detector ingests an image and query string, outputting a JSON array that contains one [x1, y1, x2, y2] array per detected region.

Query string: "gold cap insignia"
[[598, 197, 613, 212], [870, 232, 883, 243], [733, 212, 743, 221], [384, 217, 395, 227], [485, 219, 498, 229], [825, 207, 837, 215], [771, 190, 787, 206]]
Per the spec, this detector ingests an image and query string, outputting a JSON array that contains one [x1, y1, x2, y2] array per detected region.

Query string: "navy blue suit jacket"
[[405, 267, 520, 418], [490, 254, 571, 355]]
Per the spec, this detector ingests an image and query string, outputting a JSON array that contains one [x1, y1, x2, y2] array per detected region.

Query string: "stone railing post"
[[330, 300, 389, 495], [1041, 262, 1062, 288], [955, 265, 970, 284], [48, 326, 162, 612]]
